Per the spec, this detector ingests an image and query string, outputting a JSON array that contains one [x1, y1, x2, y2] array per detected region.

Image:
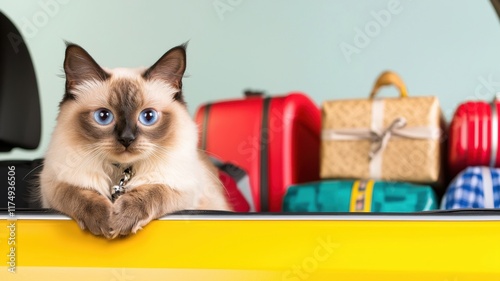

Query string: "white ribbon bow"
[[323, 117, 440, 158], [322, 117, 441, 178]]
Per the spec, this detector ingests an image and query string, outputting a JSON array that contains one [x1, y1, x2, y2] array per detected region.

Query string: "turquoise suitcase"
[[283, 180, 437, 212]]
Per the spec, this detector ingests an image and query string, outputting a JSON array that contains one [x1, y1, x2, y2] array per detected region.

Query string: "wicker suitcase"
[[321, 71, 445, 186]]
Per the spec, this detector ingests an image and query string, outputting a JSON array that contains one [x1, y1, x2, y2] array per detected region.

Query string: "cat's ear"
[[143, 44, 186, 89], [64, 43, 109, 90]]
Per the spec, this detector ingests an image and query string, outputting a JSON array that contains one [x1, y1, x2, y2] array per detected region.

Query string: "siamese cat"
[[40, 43, 231, 239]]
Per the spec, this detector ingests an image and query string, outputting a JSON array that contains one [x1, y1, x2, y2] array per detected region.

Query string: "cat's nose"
[[118, 131, 136, 148]]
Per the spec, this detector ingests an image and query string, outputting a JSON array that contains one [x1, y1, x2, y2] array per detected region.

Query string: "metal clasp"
[[111, 167, 133, 202]]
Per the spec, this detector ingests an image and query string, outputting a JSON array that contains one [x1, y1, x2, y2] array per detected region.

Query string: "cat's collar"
[[112, 163, 129, 169], [111, 166, 133, 202]]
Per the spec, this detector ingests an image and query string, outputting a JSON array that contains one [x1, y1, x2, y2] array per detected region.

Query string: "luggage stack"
[[196, 70, 500, 213], [442, 96, 500, 209], [283, 71, 443, 213]]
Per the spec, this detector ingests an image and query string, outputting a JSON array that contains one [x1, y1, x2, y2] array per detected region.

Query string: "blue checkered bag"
[[441, 166, 500, 209]]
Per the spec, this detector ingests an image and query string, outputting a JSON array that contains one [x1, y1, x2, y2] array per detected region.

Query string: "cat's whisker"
[[23, 163, 45, 181], [193, 148, 229, 195], [147, 144, 227, 196], [67, 146, 107, 179]]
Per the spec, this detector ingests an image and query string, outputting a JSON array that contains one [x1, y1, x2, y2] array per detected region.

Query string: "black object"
[[259, 97, 271, 212], [0, 159, 43, 209], [492, 0, 500, 19], [0, 11, 43, 208], [0, 11, 41, 151], [243, 90, 265, 97]]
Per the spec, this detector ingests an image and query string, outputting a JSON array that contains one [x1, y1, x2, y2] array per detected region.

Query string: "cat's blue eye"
[[93, 109, 114, 125], [139, 109, 158, 126]]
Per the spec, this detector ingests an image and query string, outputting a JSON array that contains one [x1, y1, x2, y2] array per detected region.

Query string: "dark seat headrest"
[[0, 11, 41, 152]]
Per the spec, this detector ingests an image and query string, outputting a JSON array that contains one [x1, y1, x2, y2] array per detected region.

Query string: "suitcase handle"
[[369, 71, 408, 99], [244, 90, 265, 98]]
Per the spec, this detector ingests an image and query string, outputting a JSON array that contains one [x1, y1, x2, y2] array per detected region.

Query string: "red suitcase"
[[195, 92, 321, 212], [448, 99, 500, 178]]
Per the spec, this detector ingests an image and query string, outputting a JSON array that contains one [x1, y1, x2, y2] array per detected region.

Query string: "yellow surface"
[[1, 217, 500, 280]]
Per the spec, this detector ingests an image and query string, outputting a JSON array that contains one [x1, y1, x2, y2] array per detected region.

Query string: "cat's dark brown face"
[[59, 43, 189, 164]]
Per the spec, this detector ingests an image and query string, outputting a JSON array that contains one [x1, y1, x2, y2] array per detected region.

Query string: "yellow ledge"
[[0, 213, 499, 281]]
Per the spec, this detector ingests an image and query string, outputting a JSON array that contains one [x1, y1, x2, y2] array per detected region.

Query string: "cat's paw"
[[75, 197, 113, 238], [109, 193, 151, 238]]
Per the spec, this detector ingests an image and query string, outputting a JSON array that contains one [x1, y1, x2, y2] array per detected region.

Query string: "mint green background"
[[1, 0, 500, 160]]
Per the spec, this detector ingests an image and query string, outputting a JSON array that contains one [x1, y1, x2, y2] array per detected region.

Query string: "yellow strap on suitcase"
[[350, 179, 375, 212]]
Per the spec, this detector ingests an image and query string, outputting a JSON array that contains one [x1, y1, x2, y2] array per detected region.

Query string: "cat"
[[39, 43, 231, 239]]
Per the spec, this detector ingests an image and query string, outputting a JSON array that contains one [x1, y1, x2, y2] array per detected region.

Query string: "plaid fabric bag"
[[441, 166, 500, 209]]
